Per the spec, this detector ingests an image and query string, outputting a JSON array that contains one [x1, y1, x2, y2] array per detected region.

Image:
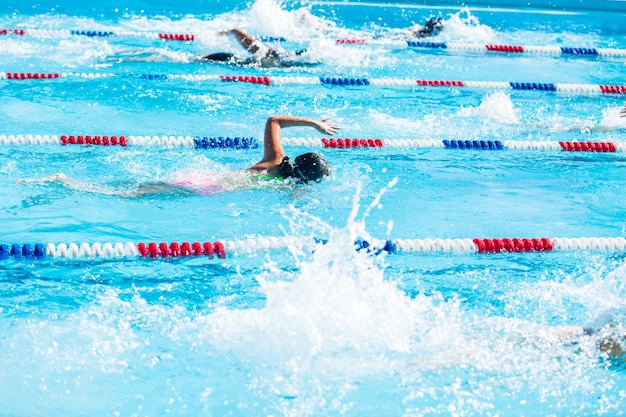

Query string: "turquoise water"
[[1, 0, 626, 415]]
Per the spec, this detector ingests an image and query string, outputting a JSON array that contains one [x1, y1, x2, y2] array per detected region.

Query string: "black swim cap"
[[293, 152, 330, 182], [423, 17, 443, 35]]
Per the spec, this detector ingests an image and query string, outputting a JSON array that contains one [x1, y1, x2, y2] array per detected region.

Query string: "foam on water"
[[458, 91, 520, 124], [439, 8, 497, 43], [506, 260, 626, 324], [0, 38, 38, 57], [599, 105, 626, 129], [363, 92, 520, 141]]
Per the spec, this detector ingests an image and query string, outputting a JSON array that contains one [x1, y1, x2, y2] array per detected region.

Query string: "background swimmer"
[[403, 16, 445, 38], [108, 28, 315, 68], [552, 314, 626, 367], [200, 28, 312, 68]]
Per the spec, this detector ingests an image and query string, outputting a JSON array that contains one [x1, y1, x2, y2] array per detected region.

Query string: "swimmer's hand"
[[621, 105, 626, 118], [316, 119, 340, 135]]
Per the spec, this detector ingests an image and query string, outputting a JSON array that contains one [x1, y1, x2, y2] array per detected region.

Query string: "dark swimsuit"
[[201, 48, 309, 67]]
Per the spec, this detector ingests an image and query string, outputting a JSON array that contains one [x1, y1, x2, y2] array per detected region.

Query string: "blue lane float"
[[70, 30, 115, 37], [320, 77, 371, 86], [560, 47, 598, 55], [258, 36, 287, 42], [443, 140, 504, 150], [510, 82, 557, 91], [406, 41, 447, 49], [2, 243, 46, 260], [137, 74, 169, 80], [193, 137, 258, 149]]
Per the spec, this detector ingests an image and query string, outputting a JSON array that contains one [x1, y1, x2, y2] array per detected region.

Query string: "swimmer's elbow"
[[267, 115, 295, 124], [266, 115, 285, 127]]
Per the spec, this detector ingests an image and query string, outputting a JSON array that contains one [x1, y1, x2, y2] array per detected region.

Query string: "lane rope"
[[336, 38, 626, 59], [1, 236, 626, 260], [3, 28, 625, 60], [0, 134, 258, 149], [0, 28, 195, 41], [1, 72, 623, 95], [1, 134, 623, 153]]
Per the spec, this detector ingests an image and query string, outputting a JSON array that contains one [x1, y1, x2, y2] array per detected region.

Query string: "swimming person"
[[108, 28, 313, 68], [373, 16, 444, 41], [172, 115, 338, 192], [246, 115, 336, 180], [17, 115, 338, 197], [403, 16, 444, 38], [199, 28, 311, 68], [553, 316, 625, 366]]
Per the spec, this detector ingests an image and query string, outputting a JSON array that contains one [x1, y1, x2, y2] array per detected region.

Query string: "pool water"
[[1, 0, 626, 415]]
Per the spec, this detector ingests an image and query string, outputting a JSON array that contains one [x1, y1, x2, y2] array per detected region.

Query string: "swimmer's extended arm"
[[248, 116, 340, 172], [402, 24, 422, 37], [219, 29, 263, 54]]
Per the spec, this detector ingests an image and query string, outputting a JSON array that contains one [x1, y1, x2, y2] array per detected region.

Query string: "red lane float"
[[472, 238, 554, 253], [599, 85, 626, 94], [558, 141, 616, 152], [486, 44, 524, 53], [137, 241, 226, 259], [335, 39, 366, 44], [416, 79, 465, 87], [60, 135, 128, 147], [219, 75, 271, 86], [158, 33, 195, 41], [321, 138, 383, 148], [6, 72, 60, 80], [0, 29, 25, 35]]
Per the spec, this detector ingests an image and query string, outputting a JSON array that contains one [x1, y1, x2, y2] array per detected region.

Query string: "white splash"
[[441, 7, 497, 43], [458, 91, 520, 124], [599, 105, 626, 130]]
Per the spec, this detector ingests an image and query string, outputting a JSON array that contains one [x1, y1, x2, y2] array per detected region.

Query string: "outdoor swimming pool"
[[1, 0, 626, 415]]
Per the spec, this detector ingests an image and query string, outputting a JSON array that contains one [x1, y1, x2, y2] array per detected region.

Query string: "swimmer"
[[403, 16, 444, 38], [199, 28, 311, 68], [17, 115, 339, 197], [554, 321, 625, 365], [246, 115, 337, 180], [108, 28, 313, 68]]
